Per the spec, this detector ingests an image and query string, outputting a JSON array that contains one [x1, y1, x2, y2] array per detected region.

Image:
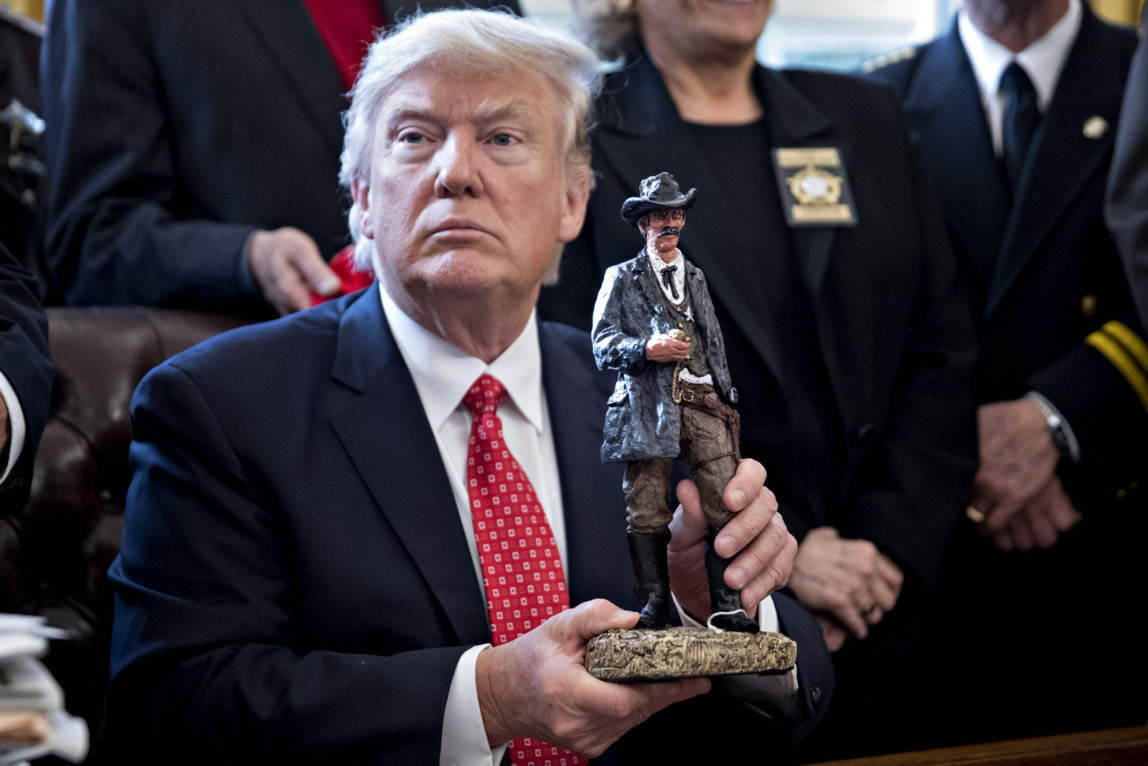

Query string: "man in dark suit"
[[106, 11, 831, 764], [541, 1, 977, 756], [0, 241, 52, 514], [40, 0, 516, 317], [868, 0, 1148, 744], [1107, 3, 1148, 328], [593, 172, 759, 634]]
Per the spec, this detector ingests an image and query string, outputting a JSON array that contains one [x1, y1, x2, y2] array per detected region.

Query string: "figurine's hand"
[[990, 474, 1081, 551], [788, 527, 903, 642], [475, 599, 710, 757], [248, 227, 341, 315], [645, 334, 691, 362], [968, 399, 1059, 533], [667, 459, 795, 621]]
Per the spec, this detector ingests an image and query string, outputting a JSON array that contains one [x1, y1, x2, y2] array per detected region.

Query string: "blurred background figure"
[[40, 0, 518, 318], [0, 240, 51, 515], [539, 0, 978, 758], [1107, 2, 1148, 328], [868, 0, 1148, 747]]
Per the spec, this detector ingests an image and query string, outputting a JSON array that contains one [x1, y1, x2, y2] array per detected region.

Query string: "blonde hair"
[[339, 8, 602, 269]]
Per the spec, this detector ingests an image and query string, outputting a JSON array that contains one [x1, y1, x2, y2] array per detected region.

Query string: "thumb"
[[669, 479, 707, 550], [565, 599, 640, 641], [289, 235, 341, 296]]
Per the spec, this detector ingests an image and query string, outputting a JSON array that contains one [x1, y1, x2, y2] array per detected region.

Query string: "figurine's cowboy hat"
[[620, 171, 697, 226]]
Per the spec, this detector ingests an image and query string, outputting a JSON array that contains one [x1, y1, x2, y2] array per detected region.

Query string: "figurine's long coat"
[[592, 250, 735, 463]]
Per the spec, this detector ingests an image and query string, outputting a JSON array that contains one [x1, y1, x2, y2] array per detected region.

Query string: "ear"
[[352, 179, 375, 240], [557, 175, 591, 244]]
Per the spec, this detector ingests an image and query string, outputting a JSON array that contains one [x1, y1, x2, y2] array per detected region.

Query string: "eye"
[[397, 131, 424, 145], [490, 133, 516, 146]]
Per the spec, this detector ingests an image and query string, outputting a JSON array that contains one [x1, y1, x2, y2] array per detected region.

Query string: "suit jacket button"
[[1081, 294, 1098, 317], [812, 685, 824, 705], [853, 423, 876, 445]]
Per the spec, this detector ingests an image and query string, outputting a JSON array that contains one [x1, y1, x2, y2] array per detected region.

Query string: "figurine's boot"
[[705, 526, 759, 633], [627, 530, 673, 629]]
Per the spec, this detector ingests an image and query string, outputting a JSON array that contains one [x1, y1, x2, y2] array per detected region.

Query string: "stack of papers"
[[0, 615, 87, 765]]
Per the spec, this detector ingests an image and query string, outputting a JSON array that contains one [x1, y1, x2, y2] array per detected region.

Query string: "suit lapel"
[[328, 289, 490, 645], [986, 6, 1124, 318], [903, 24, 1009, 288], [542, 326, 631, 606], [234, 0, 349, 158]]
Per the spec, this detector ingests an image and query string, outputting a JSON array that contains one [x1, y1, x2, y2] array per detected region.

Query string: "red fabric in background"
[[302, 0, 385, 91]]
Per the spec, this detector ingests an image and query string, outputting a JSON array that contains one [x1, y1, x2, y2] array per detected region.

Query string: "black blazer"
[[0, 242, 51, 513], [541, 54, 978, 589], [105, 287, 832, 763], [40, 0, 517, 316], [869, 6, 1148, 508]]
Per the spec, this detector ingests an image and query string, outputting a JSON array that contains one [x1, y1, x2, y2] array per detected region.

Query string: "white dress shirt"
[[958, 0, 1082, 156], [648, 249, 714, 387], [378, 286, 794, 765]]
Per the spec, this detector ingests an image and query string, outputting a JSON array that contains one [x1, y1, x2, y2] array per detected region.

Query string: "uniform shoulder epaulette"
[[861, 45, 918, 73]]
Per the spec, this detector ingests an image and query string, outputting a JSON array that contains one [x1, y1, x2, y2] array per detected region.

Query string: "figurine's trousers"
[[623, 383, 740, 534]]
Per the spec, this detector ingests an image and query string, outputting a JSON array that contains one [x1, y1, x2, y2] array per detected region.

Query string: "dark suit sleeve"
[[106, 362, 467, 765], [1106, 11, 1148, 330], [844, 135, 979, 588], [0, 243, 52, 513], [41, 0, 260, 308], [591, 265, 649, 373]]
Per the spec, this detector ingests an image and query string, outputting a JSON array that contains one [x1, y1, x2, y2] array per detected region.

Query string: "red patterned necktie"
[[463, 374, 585, 766]]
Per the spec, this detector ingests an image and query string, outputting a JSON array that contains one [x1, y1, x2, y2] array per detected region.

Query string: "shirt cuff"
[[441, 644, 508, 766], [0, 371, 27, 485]]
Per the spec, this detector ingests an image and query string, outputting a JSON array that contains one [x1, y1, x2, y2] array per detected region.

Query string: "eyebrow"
[[382, 99, 540, 132]]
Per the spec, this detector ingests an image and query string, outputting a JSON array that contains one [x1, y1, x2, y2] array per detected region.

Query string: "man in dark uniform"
[[593, 172, 759, 634], [867, 0, 1148, 744]]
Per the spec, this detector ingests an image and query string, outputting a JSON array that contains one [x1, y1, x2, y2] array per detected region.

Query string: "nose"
[[434, 131, 483, 198]]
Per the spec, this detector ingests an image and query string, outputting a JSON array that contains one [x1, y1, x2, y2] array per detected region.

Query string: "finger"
[[730, 517, 796, 604], [874, 553, 904, 593], [284, 236, 341, 297], [668, 479, 707, 550], [563, 599, 640, 641], [816, 616, 849, 652], [861, 605, 884, 626], [982, 497, 1024, 532], [1024, 504, 1059, 549], [992, 527, 1016, 552], [713, 460, 771, 558], [1008, 512, 1036, 551], [866, 572, 898, 613]]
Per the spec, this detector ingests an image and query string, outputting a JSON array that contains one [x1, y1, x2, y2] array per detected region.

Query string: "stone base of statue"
[[584, 627, 796, 682]]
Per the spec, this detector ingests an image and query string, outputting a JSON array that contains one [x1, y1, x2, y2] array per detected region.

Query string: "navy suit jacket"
[[0, 242, 51, 513], [106, 287, 831, 763], [868, 6, 1148, 509], [41, 0, 516, 316]]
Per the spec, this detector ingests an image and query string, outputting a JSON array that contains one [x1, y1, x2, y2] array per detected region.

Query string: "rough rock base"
[[584, 627, 796, 682]]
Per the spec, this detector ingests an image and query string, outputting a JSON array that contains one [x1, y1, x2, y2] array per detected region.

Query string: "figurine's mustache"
[[657, 227, 681, 238]]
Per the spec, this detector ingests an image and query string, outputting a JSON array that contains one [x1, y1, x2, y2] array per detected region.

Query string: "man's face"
[[639, 209, 686, 262], [353, 61, 587, 315]]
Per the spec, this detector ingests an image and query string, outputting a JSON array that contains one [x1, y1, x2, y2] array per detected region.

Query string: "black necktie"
[[661, 265, 679, 300], [1000, 61, 1040, 193]]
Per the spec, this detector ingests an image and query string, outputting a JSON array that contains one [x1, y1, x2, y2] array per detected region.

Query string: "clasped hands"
[[475, 458, 795, 757], [969, 399, 1082, 551]]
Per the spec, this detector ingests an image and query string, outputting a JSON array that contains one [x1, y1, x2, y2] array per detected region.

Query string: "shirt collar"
[[378, 284, 546, 435], [647, 248, 684, 273], [958, 0, 1081, 111]]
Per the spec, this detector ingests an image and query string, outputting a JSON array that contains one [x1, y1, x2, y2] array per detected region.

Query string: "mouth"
[[430, 218, 495, 239]]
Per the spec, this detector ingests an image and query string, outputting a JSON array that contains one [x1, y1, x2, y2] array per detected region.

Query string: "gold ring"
[[966, 505, 986, 524], [855, 601, 875, 616]]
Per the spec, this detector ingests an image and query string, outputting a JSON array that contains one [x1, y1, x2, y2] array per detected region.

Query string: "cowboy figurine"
[[592, 172, 756, 634]]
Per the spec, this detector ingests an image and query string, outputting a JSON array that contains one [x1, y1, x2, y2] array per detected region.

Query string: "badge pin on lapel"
[[1082, 116, 1108, 140]]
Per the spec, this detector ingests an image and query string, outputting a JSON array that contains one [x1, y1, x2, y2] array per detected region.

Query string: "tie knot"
[[999, 61, 1035, 99], [463, 374, 507, 416]]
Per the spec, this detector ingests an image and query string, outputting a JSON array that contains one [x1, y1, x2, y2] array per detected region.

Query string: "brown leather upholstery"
[[0, 306, 250, 750]]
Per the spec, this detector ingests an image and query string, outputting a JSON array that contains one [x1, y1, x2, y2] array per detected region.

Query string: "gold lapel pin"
[[1082, 116, 1108, 140]]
